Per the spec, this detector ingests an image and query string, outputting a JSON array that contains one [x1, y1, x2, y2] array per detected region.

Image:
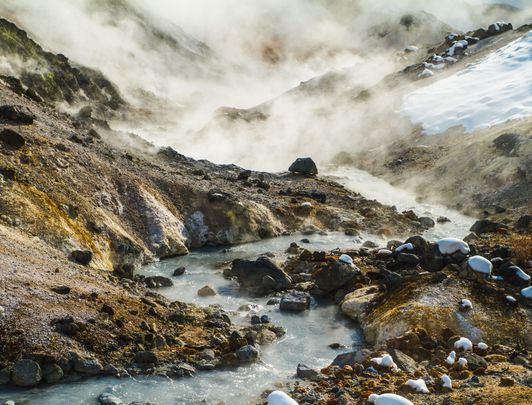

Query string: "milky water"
[[0, 168, 474, 405]]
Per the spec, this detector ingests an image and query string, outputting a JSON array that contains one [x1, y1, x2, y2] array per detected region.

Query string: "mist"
[[1, 0, 530, 171]]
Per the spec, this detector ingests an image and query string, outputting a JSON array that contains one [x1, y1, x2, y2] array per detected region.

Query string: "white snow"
[[339, 254, 354, 265], [446, 350, 456, 365], [402, 31, 532, 134], [371, 354, 398, 370], [406, 378, 430, 394], [460, 299, 473, 310], [418, 68, 434, 78], [458, 357, 468, 368], [506, 295, 517, 303], [477, 342, 488, 350], [437, 238, 470, 255], [514, 267, 531, 281], [368, 393, 414, 405], [395, 243, 414, 253], [300, 202, 312, 208], [446, 39, 468, 56], [467, 256, 493, 275], [491, 275, 504, 281], [267, 391, 298, 405], [442, 374, 453, 389], [454, 337, 473, 351], [521, 286, 532, 299]]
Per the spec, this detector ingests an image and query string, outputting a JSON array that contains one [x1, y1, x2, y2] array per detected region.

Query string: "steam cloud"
[[1, 0, 530, 170]]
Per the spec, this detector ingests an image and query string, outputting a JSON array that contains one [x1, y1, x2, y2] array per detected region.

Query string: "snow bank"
[[267, 391, 298, 405], [402, 31, 532, 134], [406, 378, 429, 393], [467, 256, 492, 275], [454, 337, 473, 351], [437, 238, 470, 255], [368, 393, 413, 405]]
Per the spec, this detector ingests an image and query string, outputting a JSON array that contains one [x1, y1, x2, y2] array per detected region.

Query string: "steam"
[[1, 0, 530, 171]]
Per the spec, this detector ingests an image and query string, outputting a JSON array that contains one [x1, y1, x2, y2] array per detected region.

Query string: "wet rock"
[[0, 367, 10, 385], [470, 219, 504, 234], [134, 351, 158, 366], [397, 253, 420, 265], [12, 359, 42, 387], [312, 261, 359, 292], [288, 157, 318, 176], [383, 270, 403, 291], [0, 128, 25, 149], [228, 257, 292, 295], [172, 267, 186, 276], [145, 276, 173, 288], [515, 214, 532, 231], [419, 217, 435, 228], [297, 363, 320, 380], [98, 393, 124, 405], [73, 355, 103, 375], [497, 264, 531, 286], [487, 22, 512, 36], [197, 285, 217, 297], [0, 105, 34, 124], [42, 363, 63, 384], [260, 315, 271, 324], [236, 345, 260, 363], [280, 291, 311, 312], [69, 249, 93, 265]]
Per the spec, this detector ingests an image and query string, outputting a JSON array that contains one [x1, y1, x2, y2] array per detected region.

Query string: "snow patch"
[[437, 238, 470, 255], [446, 350, 456, 365], [368, 393, 413, 405], [477, 342, 488, 350], [458, 357, 468, 368], [460, 299, 472, 310], [267, 391, 298, 405], [371, 354, 398, 370], [442, 374, 453, 389], [406, 378, 429, 394], [454, 337, 473, 351], [467, 256, 492, 275], [402, 31, 532, 134]]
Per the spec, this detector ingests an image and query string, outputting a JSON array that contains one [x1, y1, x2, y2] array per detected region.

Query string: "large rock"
[[288, 157, 318, 176], [73, 356, 103, 375], [0, 105, 34, 125], [144, 275, 173, 288], [0, 128, 25, 149], [470, 219, 504, 234], [134, 351, 158, 366], [42, 363, 63, 384], [12, 359, 42, 387], [228, 257, 292, 295], [98, 393, 124, 405], [280, 291, 311, 312], [340, 286, 378, 322], [69, 250, 93, 265], [236, 345, 260, 363], [312, 260, 359, 292]]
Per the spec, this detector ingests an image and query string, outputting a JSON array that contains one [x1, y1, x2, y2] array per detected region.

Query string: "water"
[[0, 168, 474, 404]]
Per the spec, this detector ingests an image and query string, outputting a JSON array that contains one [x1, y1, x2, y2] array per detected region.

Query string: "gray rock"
[[69, 249, 93, 265], [312, 261, 359, 292], [470, 219, 503, 235], [331, 349, 371, 367], [12, 359, 42, 387], [144, 276, 173, 288], [172, 267, 186, 276], [279, 291, 311, 312], [419, 217, 435, 228], [236, 345, 260, 363], [0, 367, 11, 385], [197, 285, 216, 297], [0, 128, 25, 149], [134, 351, 158, 365], [0, 104, 34, 124], [73, 356, 103, 375], [397, 253, 420, 265], [42, 363, 63, 384], [228, 257, 292, 295], [462, 352, 488, 370], [288, 157, 318, 176], [297, 363, 320, 380], [390, 349, 418, 374], [98, 393, 124, 405]]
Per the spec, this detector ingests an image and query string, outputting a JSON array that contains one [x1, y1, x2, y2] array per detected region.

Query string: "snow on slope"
[[401, 30, 532, 134]]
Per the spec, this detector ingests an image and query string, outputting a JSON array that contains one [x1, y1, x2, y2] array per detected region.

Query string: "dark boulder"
[[173, 267, 186, 276], [69, 250, 93, 265], [134, 351, 158, 366], [488, 22, 513, 36], [297, 363, 320, 380], [228, 257, 292, 295], [493, 133, 521, 156], [312, 261, 359, 292], [236, 345, 260, 363], [279, 291, 311, 312], [12, 359, 42, 387], [496, 263, 531, 287], [0, 105, 34, 125], [0, 128, 26, 149], [515, 214, 532, 231], [288, 157, 318, 176], [144, 276, 173, 288], [470, 219, 504, 234]]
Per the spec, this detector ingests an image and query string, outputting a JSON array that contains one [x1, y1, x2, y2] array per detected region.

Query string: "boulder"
[[487, 22, 512, 36], [470, 219, 504, 234], [134, 351, 158, 365], [296, 363, 320, 380], [515, 214, 532, 231], [228, 257, 292, 295], [390, 349, 419, 374], [42, 363, 63, 384], [0, 128, 25, 149], [312, 261, 359, 292], [73, 356, 103, 375], [462, 352, 487, 370], [98, 393, 124, 405], [288, 157, 318, 176], [69, 250, 93, 265], [12, 359, 42, 387], [497, 264, 531, 286], [331, 349, 371, 367], [340, 286, 378, 322], [236, 345, 260, 363], [419, 217, 435, 228], [144, 276, 173, 288], [0, 105, 34, 124], [397, 253, 420, 265], [280, 291, 311, 312], [173, 267, 186, 276]]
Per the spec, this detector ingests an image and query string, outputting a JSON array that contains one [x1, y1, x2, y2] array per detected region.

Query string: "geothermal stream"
[[0, 167, 474, 405]]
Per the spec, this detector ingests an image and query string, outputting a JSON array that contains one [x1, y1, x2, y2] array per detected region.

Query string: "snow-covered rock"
[[300, 202, 312, 208], [405, 45, 419, 53], [459, 299, 472, 310], [521, 286, 532, 299], [458, 357, 468, 368], [514, 267, 531, 281], [467, 256, 492, 275], [339, 254, 354, 265], [368, 393, 414, 405], [395, 243, 414, 253], [418, 68, 434, 78], [446, 350, 456, 365], [406, 378, 429, 393], [371, 354, 398, 370], [442, 374, 452, 389], [267, 391, 298, 405], [506, 295, 517, 303], [436, 238, 470, 255], [454, 337, 473, 351], [0, 305, 4, 319], [477, 342, 488, 351], [446, 39, 468, 56], [402, 31, 532, 134]]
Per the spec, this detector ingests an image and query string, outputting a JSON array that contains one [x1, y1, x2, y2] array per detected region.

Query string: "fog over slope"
[[1, 0, 530, 170]]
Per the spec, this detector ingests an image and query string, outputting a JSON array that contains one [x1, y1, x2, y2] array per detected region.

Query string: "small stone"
[[236, 345, 260, 363], [98, 393, 124, 405], [288, 157, 318, 176], [69, 250, 93, 265], [0, 128, 26, 149], [134, 351, 158, 365], [250, 315, 261, 325], [197, 285, 216, 297], [172, 267, 186, 276], [51, 286, 71, 294], [499, 377, 515, 387], [297, 363, 320, 380], [279, 291, 311, 312], [260, 315, 270, 324]]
